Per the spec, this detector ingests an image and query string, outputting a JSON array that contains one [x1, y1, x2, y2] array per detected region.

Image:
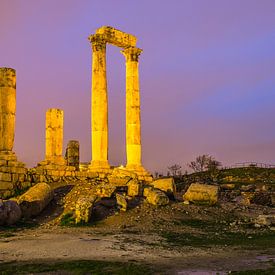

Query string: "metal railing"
[[221, 162, 275, 170]]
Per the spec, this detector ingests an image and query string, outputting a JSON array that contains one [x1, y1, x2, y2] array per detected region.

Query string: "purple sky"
[[1, 0, 275, 173]]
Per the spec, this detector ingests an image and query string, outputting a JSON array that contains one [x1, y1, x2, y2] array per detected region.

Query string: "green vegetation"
[[0, 260, 153, 275], [161, 218, 275, 249], [176, 167, 275, 190]]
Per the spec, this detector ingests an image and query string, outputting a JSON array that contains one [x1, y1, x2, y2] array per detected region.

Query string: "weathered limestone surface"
[[150, 177, 176, 197], [89, 35, 110, 171], [75, 196, 97, 224], [127, 179, 141, 197], [17, 182, 53, 218], [183, 183, 219, 205], [0, 68, 16, 152], [0, 199, 21, 225], [65, 140, 80, 170], [143, 187, 169, 206], [88, 27, 152, 180], [121, 47, 142, 170], [92, 26, 137, 48], [45, 108, 65, 166], [0, 68, 27, 198], [116, 193, 127, 211]]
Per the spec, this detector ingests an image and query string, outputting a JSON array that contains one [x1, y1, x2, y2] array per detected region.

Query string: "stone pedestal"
[[89, 35, 110, 172], [0, 68, 27, 198]]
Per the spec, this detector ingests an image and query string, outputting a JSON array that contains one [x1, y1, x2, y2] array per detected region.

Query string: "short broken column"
[[0, 68, 26, 198], [65, 140, 80, 170], [45, 108, 65, 166], [0, 68, 17, 158]]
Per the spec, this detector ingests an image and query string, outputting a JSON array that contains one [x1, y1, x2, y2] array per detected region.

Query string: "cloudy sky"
[[0, 0, 275, 173]]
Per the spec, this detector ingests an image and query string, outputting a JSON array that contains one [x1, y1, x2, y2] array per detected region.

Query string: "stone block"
[[91, 26, 136, 48], [7, 161, 19, 167], [143, 187, 169, 206], [0, 154, 17, 161], [116, 193, 127, 211], [96, 185, 116, 198], [0, 160, 7, 166], [150, 177, 176, 197], [0, 181, 13, 190], [12, 173, 18, 182], [0, 172, 11, 182], [75, 196, 97, 224], [183, 183, 219, 206], [127, 179, 141, 197], [65, 171, 72, 177]]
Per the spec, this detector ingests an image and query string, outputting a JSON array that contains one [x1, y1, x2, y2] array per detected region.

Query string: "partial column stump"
[[0, 68, 27, 198]]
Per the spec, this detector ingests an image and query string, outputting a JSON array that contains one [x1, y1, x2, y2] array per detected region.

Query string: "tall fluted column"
[[0, 68, 16, 154], [45, 108, 65, 165], [121, 47, 143, 170], [89, 35, 110, 170]]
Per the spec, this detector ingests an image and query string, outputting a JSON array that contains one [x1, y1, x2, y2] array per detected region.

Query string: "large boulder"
[[0, 199, 21, 225], [17, 182, 53, 218], [143, 187, 169, 206], [183, 183, 218, 205], [150, 177, 176, 197], [75, 196, 97, 224]]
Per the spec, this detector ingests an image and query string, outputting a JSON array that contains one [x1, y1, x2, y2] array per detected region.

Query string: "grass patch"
[[60, 212, 76, 226], [0, 260, 153, 274], [161, 230, 275, 249]]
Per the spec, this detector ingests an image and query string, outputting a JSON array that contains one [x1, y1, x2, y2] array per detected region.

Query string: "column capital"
[[88, 34, 107, 52], [0, 68, 16, 88], [121, 47, 143, 62]]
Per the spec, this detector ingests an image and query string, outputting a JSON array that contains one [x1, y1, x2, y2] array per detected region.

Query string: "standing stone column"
[[45, 108, 65, 165], [121, 47, 143, 170], [65, 140, 80, 170], [89, 34, 110, 170], [0, 68, 16, 157]]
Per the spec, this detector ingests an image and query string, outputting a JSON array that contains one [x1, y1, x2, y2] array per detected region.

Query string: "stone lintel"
[[89, 26, 137, 48]]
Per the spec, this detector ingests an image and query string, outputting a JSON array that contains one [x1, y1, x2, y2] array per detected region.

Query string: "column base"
[[125, 164, 153, 182], [37, 156, 67, 169], [88, 160, 112, 174]]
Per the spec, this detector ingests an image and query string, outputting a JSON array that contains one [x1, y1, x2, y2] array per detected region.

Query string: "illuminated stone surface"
[[0, 68, 16, 152], [89, 35, 110, 171], [88, 26, 152, 181], [183, 183, 218, 205], [150, 177, 176, 197], [45, 108, 65, 166], [0, 68, 27, 198]]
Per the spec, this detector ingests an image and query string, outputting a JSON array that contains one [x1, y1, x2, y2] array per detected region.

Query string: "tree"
[[187, 155, 221, 173], [168, 164, 182, 176]]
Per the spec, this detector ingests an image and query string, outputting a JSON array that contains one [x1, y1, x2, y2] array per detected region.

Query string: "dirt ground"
[[0, 185, 274, 274]]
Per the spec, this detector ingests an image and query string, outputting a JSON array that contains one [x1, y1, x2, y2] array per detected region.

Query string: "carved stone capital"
[[121, 47, 143, 62], [0, 68, 16, 88], [88, 34, 106, 52]]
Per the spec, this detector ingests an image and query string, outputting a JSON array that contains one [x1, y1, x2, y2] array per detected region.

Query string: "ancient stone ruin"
[[0, 26, 152, 200]]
